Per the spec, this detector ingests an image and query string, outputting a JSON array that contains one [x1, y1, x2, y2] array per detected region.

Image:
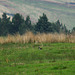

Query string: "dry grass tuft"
[[0, 31, 75, 44]]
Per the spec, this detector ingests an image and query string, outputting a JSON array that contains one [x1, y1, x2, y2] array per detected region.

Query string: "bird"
[[38, 46, 42, 50]]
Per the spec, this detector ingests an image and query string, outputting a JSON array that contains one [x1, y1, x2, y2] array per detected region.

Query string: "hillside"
[[0, 0, 75, 29]]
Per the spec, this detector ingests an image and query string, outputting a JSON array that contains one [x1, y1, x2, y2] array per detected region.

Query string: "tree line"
[[0, 13, 75, 36]]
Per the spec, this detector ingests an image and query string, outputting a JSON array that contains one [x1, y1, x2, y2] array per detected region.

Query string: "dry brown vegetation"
[[0, 31, 75, 44]]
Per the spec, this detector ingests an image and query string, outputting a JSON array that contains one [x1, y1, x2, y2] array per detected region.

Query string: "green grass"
[[0, 43, 75, 75]]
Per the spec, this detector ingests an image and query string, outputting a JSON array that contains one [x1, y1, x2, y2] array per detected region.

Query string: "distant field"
[[0, 0, 75, 29], [0, 43, 75, 75]]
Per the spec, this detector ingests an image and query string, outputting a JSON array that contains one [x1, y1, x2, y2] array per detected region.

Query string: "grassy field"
[[0, 42, 75, 75]]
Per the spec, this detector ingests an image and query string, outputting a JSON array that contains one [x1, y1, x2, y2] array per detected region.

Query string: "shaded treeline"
[[0, 13, 75, 36]]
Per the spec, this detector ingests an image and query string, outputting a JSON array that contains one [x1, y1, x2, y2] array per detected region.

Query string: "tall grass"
[[0, 32, 75, 44]]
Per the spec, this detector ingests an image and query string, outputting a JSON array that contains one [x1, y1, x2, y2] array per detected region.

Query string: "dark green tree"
[[12, 13, 24, 34], [0, 18, 2, 35], [61, 24, 68, 34], [55, 20, 62, 33], [0, 13, 11, 36], [25, 16, 32, 31], [19, 22, 26, 35], [19, 15, 33, 34], [35, 13, 50, 33], [72, 27, 75, 34], [72, 27, 75, 32]]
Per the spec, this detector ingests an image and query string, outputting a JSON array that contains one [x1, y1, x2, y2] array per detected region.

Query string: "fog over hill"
[[0, 0, 75, 29]]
